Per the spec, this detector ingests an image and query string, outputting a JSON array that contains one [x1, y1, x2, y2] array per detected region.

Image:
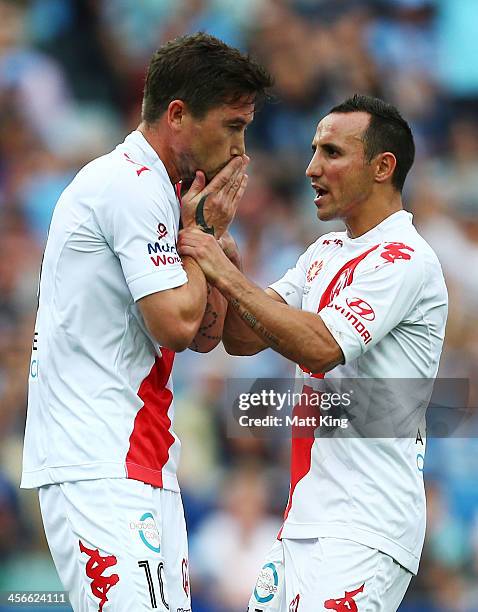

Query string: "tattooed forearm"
[[197, 300, 221, 341], [242, 311, 257, 328], [256, 324, 280, 347], [197, 285, 221, 340], [230, 298, 280, 347], [189, 285, 225, 351], [195, 195, 215, 236]]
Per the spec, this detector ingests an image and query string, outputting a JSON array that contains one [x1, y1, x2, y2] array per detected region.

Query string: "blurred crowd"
[[0, 0, 477, 610]]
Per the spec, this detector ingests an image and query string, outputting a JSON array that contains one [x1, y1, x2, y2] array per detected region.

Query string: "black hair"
[[142, 32, 273, 123], [329, 94, 415, 191]]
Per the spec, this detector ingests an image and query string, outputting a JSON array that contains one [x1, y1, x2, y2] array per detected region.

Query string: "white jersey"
[[269, 211, 448, 574], [21, 131, 188, 492]]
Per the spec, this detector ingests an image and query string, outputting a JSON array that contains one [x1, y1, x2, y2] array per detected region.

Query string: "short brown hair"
[[142, 33, 273, 123]]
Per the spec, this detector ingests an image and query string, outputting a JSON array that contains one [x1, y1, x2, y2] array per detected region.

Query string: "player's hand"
[[178, 228, 233, 283], [218, 231, 242, 271], [180, 155, 249, 238]]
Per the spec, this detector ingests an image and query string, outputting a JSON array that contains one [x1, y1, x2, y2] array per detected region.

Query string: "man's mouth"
[[312, 185, 329, 203]]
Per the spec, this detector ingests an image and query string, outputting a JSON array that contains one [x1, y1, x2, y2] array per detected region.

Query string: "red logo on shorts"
[[182, 558, 190, 597], [79, 541, 120, 611], [289, 594, 300, 611], [324, 583, 365, 611], [380, 242, 414, 263]]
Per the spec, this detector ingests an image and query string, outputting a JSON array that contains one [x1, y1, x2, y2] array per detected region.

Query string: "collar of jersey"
[[345, 210, 413, 245], [125, 130, 172, 184]]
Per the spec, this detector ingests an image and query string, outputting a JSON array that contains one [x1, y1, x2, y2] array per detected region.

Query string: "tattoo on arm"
[[198, 285, 221, 341], [195, 195, 215, 236], [230, 298, 280, 348]]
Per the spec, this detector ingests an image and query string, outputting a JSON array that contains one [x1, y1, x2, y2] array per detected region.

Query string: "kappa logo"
[[157, 223, 168, 240], [323, 238, 344, 247], [307, 260, 323, 283], [324, 583, 365, 611], [346, 297, 375, 321], [289, 594, 300, 611], [123, 152, 150, 176], [79, 541, 120, 611], [380, 242, 414, 264], [182, 558, 190, 597]]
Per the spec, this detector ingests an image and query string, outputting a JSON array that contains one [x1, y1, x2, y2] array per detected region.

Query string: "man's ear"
[[374, 152, 397, 184], [167, 100, 187, 131]]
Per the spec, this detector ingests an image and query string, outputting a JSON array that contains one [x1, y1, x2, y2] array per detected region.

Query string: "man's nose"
[[306, 154, 322, 178], [231, 134, 246, 157]]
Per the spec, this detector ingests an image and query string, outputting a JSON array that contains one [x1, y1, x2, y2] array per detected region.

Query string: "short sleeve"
[[319, 247, 425, 364], [269, 245, 315, 308], [97, 177, 187, 301]]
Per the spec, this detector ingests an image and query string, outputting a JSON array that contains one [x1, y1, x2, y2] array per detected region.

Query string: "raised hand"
[[180, 155, 249, 238], [177, 228, 233, 283]]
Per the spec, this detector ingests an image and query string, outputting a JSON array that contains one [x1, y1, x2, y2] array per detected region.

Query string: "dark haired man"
[[179, 95, 448, 611], [21, 33, 272, 611]]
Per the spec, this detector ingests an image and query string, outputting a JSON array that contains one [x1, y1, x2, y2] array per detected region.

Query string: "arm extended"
[[178, 230, 344, 373]]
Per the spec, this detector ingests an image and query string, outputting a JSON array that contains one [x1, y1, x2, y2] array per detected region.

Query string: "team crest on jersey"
[[79, 541, 120, 611], [324, 583, 365, 611], [254, 562, 279, 603], [306, 260, 323, 283]]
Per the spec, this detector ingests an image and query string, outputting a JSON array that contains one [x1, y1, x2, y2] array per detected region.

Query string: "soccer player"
[[178, 95, 448, 611], [21, 34, 271, 611]]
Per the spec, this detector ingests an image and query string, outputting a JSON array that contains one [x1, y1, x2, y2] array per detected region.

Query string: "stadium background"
[[0, 0, 477, 610]]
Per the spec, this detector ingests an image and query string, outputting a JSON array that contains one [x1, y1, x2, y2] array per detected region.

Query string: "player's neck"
[[137, 122, 182, 184], [344, 190, 403, 238]]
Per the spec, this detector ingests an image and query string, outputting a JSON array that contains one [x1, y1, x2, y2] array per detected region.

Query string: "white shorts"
[[248, 537, 412, 612], [39, 479, 191, 612]]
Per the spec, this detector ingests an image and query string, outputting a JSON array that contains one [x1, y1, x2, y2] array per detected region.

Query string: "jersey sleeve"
[[319, 247, 425, 364], [97, 177, 187, 301], [269, 245, 314, 308]]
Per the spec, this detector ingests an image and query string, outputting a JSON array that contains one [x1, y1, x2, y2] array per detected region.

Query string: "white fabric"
[[269, 211, 448, 574], [22, 131, 187, 491], [39, 479, 191, 611], [248, 537, 412, 612]]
